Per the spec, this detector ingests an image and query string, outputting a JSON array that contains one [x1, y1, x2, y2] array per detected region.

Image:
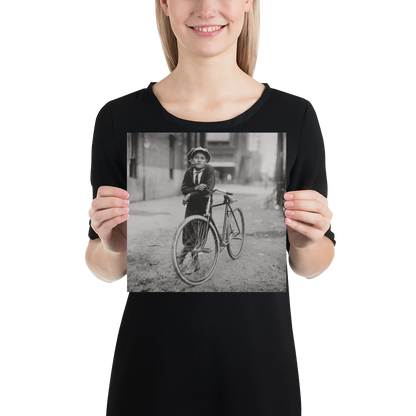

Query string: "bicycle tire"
[[171, 215, 220, 286], [226, 208, 245, 259]]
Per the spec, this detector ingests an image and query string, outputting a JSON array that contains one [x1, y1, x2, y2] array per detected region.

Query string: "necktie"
[[194, 169, 205, 185]]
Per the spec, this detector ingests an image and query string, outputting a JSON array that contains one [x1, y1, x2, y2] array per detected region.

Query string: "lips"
[[188, 23, 228, 29], [187, 24, 228, 38], [190, 24, 227, 31]]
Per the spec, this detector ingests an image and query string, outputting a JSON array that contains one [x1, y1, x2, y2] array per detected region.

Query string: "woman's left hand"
[[284, 190, 333, 250]]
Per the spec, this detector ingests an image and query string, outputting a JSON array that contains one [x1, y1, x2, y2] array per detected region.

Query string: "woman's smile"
[[187, 24, 228, 37]]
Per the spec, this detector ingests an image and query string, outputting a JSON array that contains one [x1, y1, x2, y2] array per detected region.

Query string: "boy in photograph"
[[182, 147, 215, 214], [179, 147, 216, 272]]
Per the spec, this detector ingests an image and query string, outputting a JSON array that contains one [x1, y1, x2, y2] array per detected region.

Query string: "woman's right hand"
[[89, 186, 129, 254]]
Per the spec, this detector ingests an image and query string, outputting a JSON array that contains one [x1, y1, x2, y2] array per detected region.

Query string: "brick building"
[[127, 132, 205, 202]]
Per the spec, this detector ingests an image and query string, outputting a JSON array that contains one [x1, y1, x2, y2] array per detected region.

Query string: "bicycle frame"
[[204, 191, 241, 250]]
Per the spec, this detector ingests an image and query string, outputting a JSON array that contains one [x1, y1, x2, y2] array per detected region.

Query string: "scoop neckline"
[[147, 81, 271, 128]]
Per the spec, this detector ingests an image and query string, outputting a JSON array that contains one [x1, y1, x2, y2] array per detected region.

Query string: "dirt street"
[[127, 184, 287, 292]]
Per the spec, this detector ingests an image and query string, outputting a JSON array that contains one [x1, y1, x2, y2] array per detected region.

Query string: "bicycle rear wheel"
[[226, 208, 245, 259], [172, 215, 220, 286]]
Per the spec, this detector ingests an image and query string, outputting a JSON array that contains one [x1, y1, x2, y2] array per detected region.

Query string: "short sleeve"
[[88, 103, 126, 239], [286, 101, 336, 252]]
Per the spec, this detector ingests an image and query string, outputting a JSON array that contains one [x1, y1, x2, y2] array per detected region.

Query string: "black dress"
[[88, 82, 336, 415]]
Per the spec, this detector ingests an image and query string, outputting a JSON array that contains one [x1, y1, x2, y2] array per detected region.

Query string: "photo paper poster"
[[127, 132, 287, 292]]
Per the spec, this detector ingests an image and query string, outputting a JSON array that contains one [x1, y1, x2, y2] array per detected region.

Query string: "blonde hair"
[[155, 0, 260, 77]]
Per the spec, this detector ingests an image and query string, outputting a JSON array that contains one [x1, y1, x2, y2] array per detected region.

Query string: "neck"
[[167, 45, 251, 101]]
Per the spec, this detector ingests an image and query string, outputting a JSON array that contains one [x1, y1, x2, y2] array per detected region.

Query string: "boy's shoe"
[[184, 258, 200, 274]]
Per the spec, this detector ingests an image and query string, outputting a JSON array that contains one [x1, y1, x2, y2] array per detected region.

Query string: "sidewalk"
[[127, 183, 277, 233], [128, 194, 185, 234]]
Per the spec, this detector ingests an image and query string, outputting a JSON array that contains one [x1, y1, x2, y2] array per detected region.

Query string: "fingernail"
[[120, 190, 129, 198], [285, 193, 293, 200], [286, 201, 294, 207], [121, 199, 129, 205], [286, 210, 294, 216]]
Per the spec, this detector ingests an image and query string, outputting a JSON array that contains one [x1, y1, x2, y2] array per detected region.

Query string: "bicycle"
[[171, 188, 245, 286]]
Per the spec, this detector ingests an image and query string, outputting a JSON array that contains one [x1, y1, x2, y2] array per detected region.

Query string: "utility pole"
[[276, 133, 285, 207]]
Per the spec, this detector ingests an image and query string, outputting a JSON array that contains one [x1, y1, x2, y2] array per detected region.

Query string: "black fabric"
[[88, 82, 336, 415]]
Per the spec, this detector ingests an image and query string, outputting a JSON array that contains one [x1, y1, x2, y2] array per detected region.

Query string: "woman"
[[86, 0, 335, 414]]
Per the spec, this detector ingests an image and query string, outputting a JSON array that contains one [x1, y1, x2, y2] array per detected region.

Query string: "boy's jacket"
[[181, 164, 216, 217]]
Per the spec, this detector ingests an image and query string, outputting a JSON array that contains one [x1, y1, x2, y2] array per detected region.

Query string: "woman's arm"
[[285, 190, 335, 278], [289, 236, 334, 279], [85, 239, 126, 283]]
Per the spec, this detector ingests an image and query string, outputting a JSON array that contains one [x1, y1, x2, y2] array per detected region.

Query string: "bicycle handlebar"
[[212, 188, 233, 196]]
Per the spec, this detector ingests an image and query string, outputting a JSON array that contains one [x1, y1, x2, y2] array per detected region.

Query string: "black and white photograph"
[[127, 132, 287, 292]]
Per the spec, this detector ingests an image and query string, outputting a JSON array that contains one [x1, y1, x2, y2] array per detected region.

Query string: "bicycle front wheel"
[[226, 208, 245, 259], [172, 215, 220, 286]]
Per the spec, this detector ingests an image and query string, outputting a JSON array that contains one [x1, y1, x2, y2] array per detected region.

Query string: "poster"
[[127, 132, 287, 292]]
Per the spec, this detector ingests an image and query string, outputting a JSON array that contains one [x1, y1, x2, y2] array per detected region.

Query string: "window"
[[206, 132, 231, 144]]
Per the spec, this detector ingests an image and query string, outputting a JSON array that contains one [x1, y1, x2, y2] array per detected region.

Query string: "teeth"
[[193, 26, 222, 32]]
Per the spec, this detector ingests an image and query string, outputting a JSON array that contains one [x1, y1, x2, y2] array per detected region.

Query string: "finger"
[[91, 206, 130, 230], [97, 186, 129, 199], [94, 214, 129, 241], [90, 196, 129, 216], [284, 190, 328, 205], [285, 217, 324, 241], [285, 209, 328, 232], [284, 199, 328, 215]]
